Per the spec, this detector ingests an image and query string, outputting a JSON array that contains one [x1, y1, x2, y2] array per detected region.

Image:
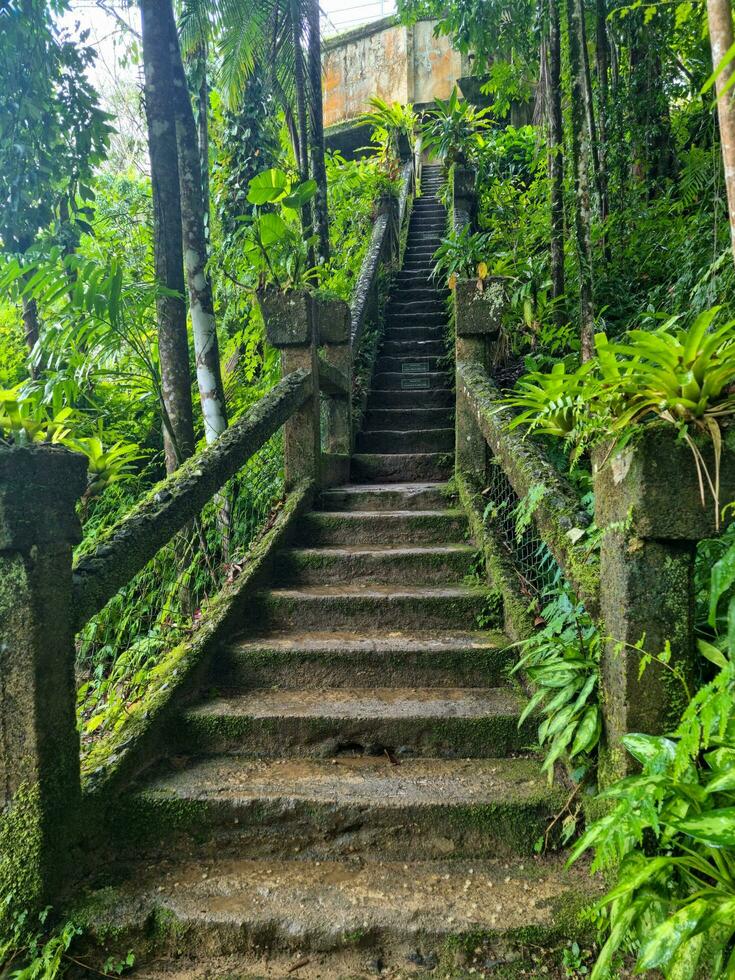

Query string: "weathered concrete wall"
[[323, 17, 464, 129]]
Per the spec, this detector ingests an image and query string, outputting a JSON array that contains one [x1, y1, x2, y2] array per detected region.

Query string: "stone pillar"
[[454, 278, 507, 483], [0, 445, 87, 909], [595, 425, 735, 781], [316, 297, 352, 457], [452, 165, 478, 232], [259, 289, 321, 489]]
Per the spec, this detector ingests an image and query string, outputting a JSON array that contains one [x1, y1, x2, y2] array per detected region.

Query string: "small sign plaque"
[[402, 361, 430, 374], [401, 374, 431, 390]]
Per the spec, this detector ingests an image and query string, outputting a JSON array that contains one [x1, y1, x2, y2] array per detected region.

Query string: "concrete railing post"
[[0, 445, 87, 909], [315, 296, 352, 457], [454, 279, 507, 484], [595, 425, 735, 781], [259, 289, 321, 490]]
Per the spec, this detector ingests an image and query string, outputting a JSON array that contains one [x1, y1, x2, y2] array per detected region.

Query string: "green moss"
[[0, 783, 44, 912]]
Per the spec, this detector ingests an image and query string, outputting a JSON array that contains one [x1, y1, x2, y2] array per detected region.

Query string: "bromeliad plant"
[[359, 96, 417, 171], [506, 309, 735, 522], [421, 87, 492, 167], [432, 226, 494, 288]]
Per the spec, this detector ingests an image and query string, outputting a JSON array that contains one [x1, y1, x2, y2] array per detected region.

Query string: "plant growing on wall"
[[421, 87, 492, 167], [505, 310, 735, 520]]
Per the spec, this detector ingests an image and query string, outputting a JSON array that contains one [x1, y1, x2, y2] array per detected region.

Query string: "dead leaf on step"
[[384, 749, 401, 766], [288, 957, 310, 973]]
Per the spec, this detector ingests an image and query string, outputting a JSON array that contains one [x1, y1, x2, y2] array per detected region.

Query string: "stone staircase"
[[80, 166, 594, 978]]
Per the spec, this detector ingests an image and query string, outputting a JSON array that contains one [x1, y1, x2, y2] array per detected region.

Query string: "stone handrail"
[[72, 368, 313, 630], [456, 359, 600, 617], [350, 157, 415, 350]]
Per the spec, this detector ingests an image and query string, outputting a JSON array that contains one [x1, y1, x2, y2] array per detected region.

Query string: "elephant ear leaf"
[[247, 168, 290, 205], [282, 179, 317, 210]]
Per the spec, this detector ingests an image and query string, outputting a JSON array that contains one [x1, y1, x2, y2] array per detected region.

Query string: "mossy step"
[[218, 628, 512, 688], [319, 482, 451, 512], [351, 452, 452, 483], [389, 301, 445, 315], [274, 544, 474, 585], [75, 855, 597, 970], [126, 756, 563, 859], [357, 428, 454, 455], [180, 686, 532, 758], [364, 408, 453, 430], [249, 584, 497, 631], [294, 510, 467, 545], [365, 389, 453, 409]]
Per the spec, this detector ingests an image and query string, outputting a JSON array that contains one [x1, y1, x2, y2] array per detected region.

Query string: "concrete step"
[[364, 388, 453, 408], [275, 543, 473, 586], [390, 286, 445, 302], [250, 584, 495, 632], [218, 628, 512, 688], [356, 428, 454, 454], [385, 322, 448, 336], [372, 371, 452, 390], [294, 509, 467, 545], [128, 756, 562, 859], [381, 339, 446, 357], [364, 407, 453, 429], [351, 452, 452, 482], [275, 542, 471, 586], [376, 355, 445, 374], [77, 855, 598, 973], [180, 686, 526, 757], [388, 300, 445, 316], [319, 482, 450, 511]]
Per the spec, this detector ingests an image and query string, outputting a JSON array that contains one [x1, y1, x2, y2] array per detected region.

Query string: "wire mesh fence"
[[484, 456, 561, 600]]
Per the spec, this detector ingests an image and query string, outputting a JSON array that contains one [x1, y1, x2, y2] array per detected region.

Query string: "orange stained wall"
[[323, 19, 464, 128]]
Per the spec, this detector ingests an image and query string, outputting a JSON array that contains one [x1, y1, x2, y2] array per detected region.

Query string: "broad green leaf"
[[258, 212, 289, 246], [282, 179, 317, 209], [709, 545, 735, 628], [623, 732, 676, 772], [637, 898, 710, 970], [669, 808, 735, 847], [570, 705, 601, 757], [247, 168, 290, 205]]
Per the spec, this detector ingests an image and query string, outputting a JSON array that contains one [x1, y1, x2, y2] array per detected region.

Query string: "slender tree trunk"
[[196, 45, 211, 249], [548, 0, 566, 313], [165, 1, 228, 446], [596, 0, 609, 222], [566, 0, 596, 361], [21, 294, 39, 353], [305, 0, 330, 263], [577, 0, 605, 218], [140, 0, 194, 473], [708, 0, 735, 267], [289, 0, 314, 250]]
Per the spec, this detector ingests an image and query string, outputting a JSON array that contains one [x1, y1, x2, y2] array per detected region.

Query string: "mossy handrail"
[[456, 359, 601, 618], [71, 367, 313, 631]]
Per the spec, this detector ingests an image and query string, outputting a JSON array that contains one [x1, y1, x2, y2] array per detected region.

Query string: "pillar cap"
[[0, 445, 87, 551], [595, 423, 735, 540], [258, 287, 314, 348]]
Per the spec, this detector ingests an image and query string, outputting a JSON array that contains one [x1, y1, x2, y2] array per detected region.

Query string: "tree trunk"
[[577, 0, 605, 217], [165, 1, 228, 446], [707, 0, 735, 267], [305, 0, 330, 263], [196, 45, 211, 249], [548, 0, 565, 312], [566, 0, 596, 361], [139, 0, 195, 473], [596, 0, 609, 223], [289, 0, 314, 249]]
